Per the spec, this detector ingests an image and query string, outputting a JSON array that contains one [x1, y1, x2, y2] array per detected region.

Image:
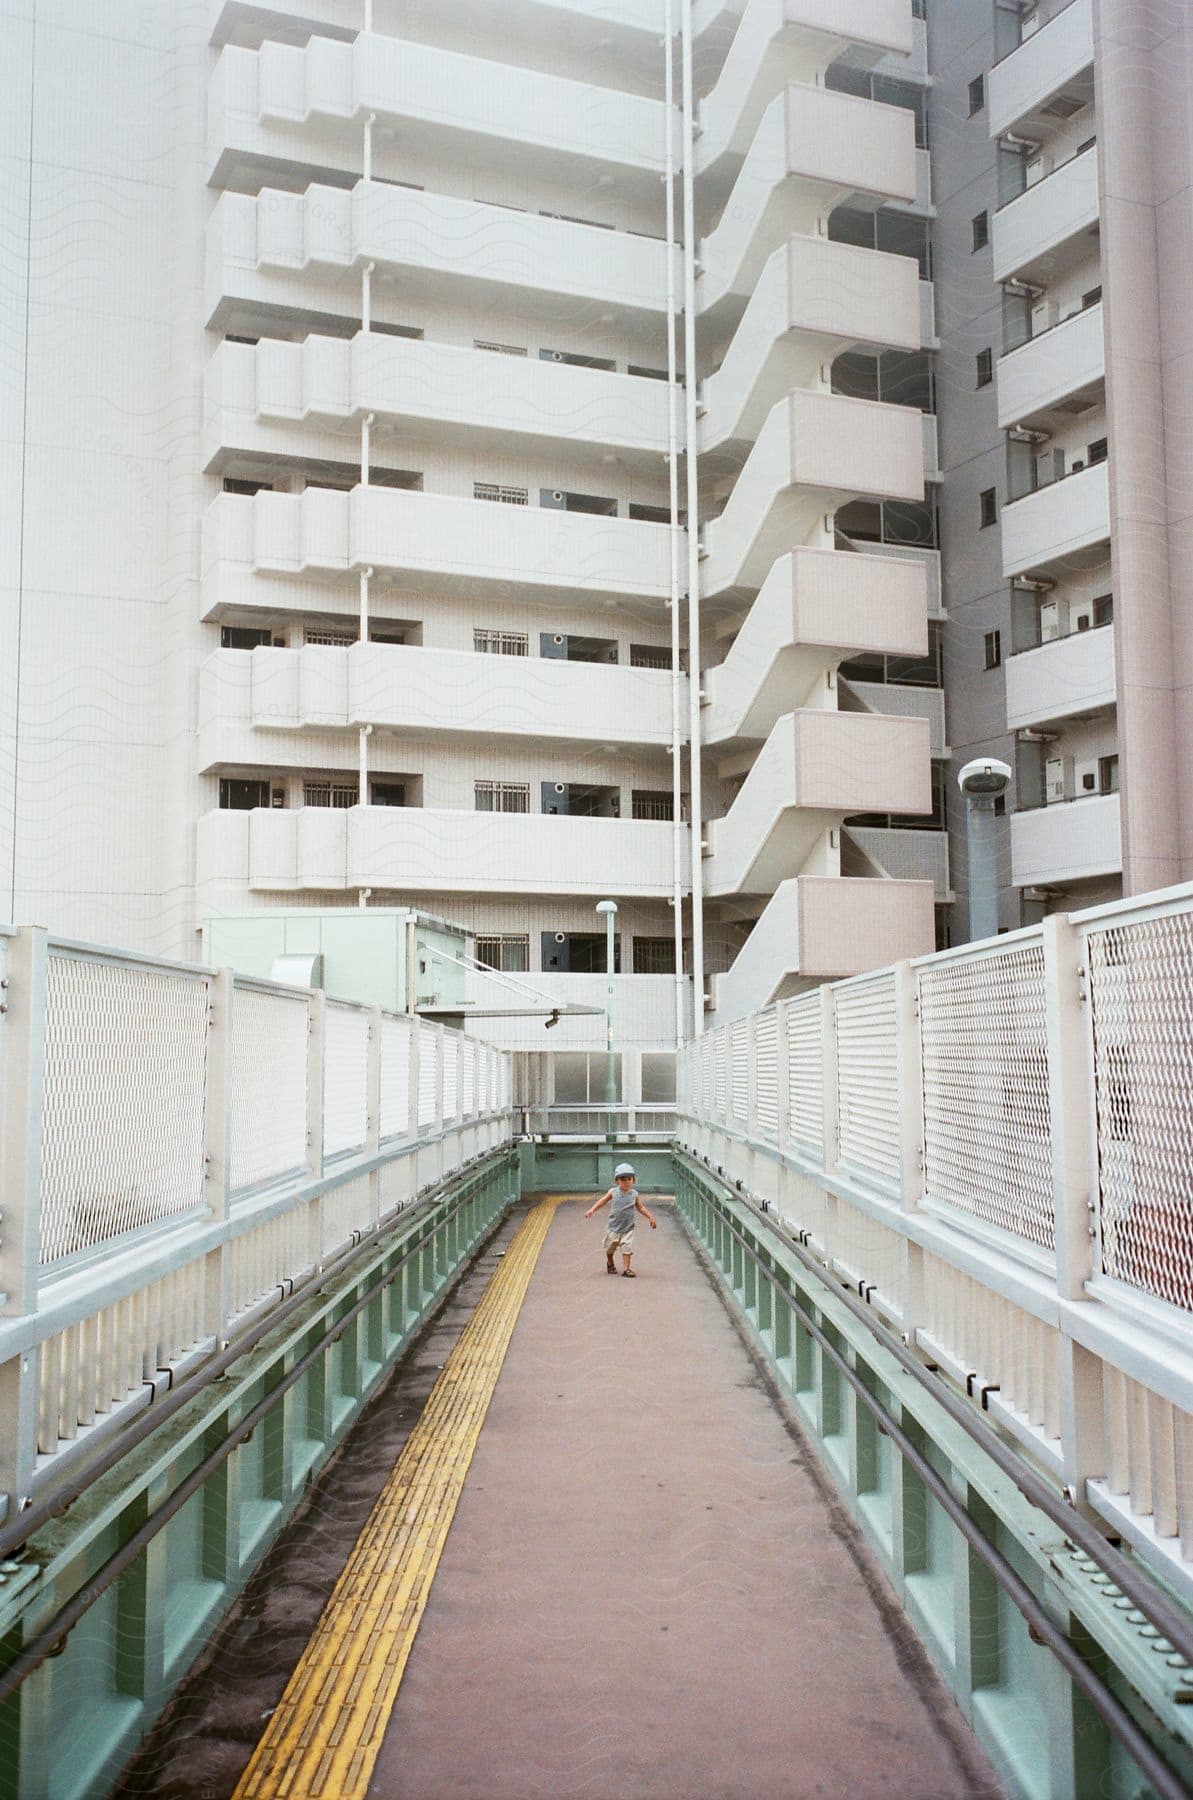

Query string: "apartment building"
[[3, 0, 952, 1045], [933, 0, 1193, 929]]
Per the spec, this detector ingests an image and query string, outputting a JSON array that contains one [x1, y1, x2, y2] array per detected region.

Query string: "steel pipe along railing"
[[678, 880, 1193, 1608], [0, 927, 516, 1529]]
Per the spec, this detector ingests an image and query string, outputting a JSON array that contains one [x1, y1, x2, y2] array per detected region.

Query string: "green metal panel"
[[202, 909, 469, 1013]]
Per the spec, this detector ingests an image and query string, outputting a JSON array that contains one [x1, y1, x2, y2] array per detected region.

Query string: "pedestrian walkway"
[[237, 1198, 1000, 1800]]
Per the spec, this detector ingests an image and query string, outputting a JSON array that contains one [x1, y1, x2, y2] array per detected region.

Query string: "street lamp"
[[595, 899, 618, 1143]]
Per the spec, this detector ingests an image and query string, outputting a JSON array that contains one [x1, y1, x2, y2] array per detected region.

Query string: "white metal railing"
[[0, 928, 515, 1522], [525, 1105, 676, 1139], [675, 882, 1193, 1601]]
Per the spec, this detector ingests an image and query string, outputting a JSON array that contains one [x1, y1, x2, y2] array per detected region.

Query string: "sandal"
[[606, 1260, 617, 1273], [621, 1269, 636, 1278]]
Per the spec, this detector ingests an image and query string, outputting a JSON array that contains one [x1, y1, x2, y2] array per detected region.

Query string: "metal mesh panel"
[[835, 974, 900, 1185], [700, 1036, 714, 1112], [1086, 913, 1193, 1310], [442, 1030, 460, 1120], [230, 984, 310, 1192], [729, 1019, 748, 1122], [754, 1010, 779, 1138], [918, 943, 1053, 1248], [785, 994, 823, 1156], [323, 1002, 369, 1158], [461, 1037, 476, 1115], [418, 1025, 438, 1126], [40, 954, 210, 1264], [499, 1055, 511, 1110], [379, 1014, 411, 1139], [713, 1029, 726, 1116]]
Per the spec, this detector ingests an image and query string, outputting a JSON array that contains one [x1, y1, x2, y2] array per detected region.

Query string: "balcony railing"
[[675, 880, 1193, 1599]]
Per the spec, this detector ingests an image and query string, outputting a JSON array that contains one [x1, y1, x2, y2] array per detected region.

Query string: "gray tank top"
[[608, 1186, 638, 1232]]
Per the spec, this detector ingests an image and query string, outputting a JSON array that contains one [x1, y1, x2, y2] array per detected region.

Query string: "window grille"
[[476, 934, 530, 972], [632, 791, 674, 821], [304, 626, 356, 647], [474, 482, 528, 505], [630, 644, 671, 670], [475, 780, 530, 814], [474, 629, 528, 656], [475, 339, 527, 356], [634, 936, 675, 974], [304, 781, 358, 808]]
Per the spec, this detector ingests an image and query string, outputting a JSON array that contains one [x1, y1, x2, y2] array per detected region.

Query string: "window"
[[631, 790, 674, 821], [968, 75, 985, 116], [1099, 754, 1120, 794], [628, 503, 670, 523], [370, 781, 406, 807], [474, 482, 528, 505], [1082, 286, 1103, 308], [371, 321, 424, 340], [552, 1051, 622, 1102], [972, 211, 989, 252], [369, 466, 423, 490], [221, 625, 273, 649], [225, 332, 259, 346], [911, 0, 926, 16], [475, 780, 529, 813], [976, 348, 993, 388], [304, 625, 356, 647], [1093, 593, 1114, 627], [223, 477, 273, 495], [979, 487, 997, 527], [635, 937, 677, 975], [641, 1050, 677, 1100], [1088, 437, 1108, 465], [475, 339, 527, 356], [541, 933, 621, 974], [984, 629, 1002, 669], [540, 488, 617, 516], [475, 934, 530, 973], [474, 628, 528, 656], [628, 364, 668, 381], [219, 777, 271, 810], [304, 781, 358, 808], [630, 643, 673, 670]]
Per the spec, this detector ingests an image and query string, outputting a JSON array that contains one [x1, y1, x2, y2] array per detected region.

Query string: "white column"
[[0, 927, 47, 1514]]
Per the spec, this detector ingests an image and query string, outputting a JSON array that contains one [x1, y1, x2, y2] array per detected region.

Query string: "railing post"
[[0, 926, 47, 1514], [306, 988, 326, 1272], [203, 968, 234, 1349], [895, 961, 925, 1340], [1043, 911, 1104, 1498], [367, 1003, 382, 1228]]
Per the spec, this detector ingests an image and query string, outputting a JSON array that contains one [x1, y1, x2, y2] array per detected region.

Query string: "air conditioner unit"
[[1045, 757, 1066, 804], [1037, 448, 1065, 487], [271, 788, 286, 807], [1025, 155, 1046, 188], [272, 636, 285, 647], [1031, 298, 1058, 335], [1074, 608, 1092, 631], [1040, 600, 1060, 642], [1076, 758, 1099, 794]]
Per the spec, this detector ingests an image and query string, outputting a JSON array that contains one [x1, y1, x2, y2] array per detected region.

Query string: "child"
[[585, 1162, 656, 1277]]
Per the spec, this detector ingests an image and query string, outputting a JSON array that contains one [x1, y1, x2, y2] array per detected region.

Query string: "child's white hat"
[[614, 1162, 636, 1177]]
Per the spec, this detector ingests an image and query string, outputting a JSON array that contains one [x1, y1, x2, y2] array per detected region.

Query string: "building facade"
[[2, 0, 964, 1048]]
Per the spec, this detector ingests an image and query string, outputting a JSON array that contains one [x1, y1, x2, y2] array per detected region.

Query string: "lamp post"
[[595, 899, 618, 1144]]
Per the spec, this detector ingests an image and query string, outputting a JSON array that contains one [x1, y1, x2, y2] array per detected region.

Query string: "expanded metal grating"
[[230, 985, 310, 1192], [418, 1025, 438, 1125], [442, 1030, 459, 1120], [379, 1015, 411, 1140], [730, 1018, 748, 1122], [918, 943, 1053, 1249], [39, 954, 210, 1265], [835, 973, 900, 1186], [713, 1028, 726, 1117], [785, 994, 822, 1156], [324, 1002, 369, 1158], [1086, 913, 1193, 1311], [461, 1037, 476, 1116]]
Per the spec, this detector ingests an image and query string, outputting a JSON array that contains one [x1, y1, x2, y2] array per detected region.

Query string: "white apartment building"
[[2, 0, 949, 1047]]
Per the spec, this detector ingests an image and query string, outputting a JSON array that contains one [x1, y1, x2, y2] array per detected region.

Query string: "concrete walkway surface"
[[369, 1197, 1001, 1800]]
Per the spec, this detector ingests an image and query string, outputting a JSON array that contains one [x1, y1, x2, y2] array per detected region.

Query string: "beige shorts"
[[603, 1226, 635, 1254]]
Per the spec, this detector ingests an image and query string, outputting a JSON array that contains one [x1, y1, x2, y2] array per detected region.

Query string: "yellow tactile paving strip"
[[233, 1197, 563, 1800]]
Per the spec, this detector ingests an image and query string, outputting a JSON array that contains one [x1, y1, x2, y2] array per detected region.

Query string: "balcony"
[[699, 88, 918, 319], [991, 144, 1099, 286], [845, 825, 950, 900], [988, 0, 1093, 140], [997, 301, 1104, 432], [1004, 623, 1115, 731], [1000, 460, 1109, 580], [701, 237, 921, 453], [703, 546, 927, 745], [206, 183, 674, 330], [838, 539, 943, 619], [197, 806, 676, 902], [207, 334, 670, 467], [704, 708, 932, 896], [696, 0, 913, 178], [461, 973, 685, 1053], [710, 874, 934, 1022], [202, 490, 673, 613], [201, 644, 679, 752], [208, 33, 671, 199], [840, 681, 946, 757], [1011, 792, 1121, 888], [702, 391, 924, 597]]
